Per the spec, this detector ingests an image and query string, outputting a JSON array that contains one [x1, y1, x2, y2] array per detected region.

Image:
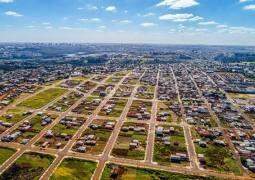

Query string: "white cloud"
[[5, 11, 23, 17], [239, 0, 252, 3], [228, 26, 255, 34], [87, 5, 98, 11], [140, 22, 157, 27], [105, 6, 117, 12], [243, 4, 255, 10], [195, 28, 208, 32], [156, 0, 199, 9], [59, 26, 73, 30], [45, 26, 53, 29], [143, 13, 156, 17], [119, 20, 132, 24], [198, 21, 218, 25], [91, 18, 101, 22], [217, 24, 228, 28], [79, 18, 101, 22], [98, 25, 106, 29], [78, 5, 98, 11], [42, 22, 51, 25], [159, 13, 202, 22], [0, 0, 14, 3], [26, 25, 36, 29]]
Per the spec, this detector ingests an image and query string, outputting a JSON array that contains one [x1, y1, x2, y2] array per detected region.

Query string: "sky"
[[0, 0, 255, 45]]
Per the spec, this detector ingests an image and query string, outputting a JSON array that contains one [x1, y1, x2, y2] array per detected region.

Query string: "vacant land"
[[154, 125, 187, 166], [106, 76, 122, 84], [192, 128, 242, 175], [11, 114, 57, 144], [37, 117, 85, 149], [50, 158, 97, 180], [48, 92, 83, 112], [0, 152, 54, 180], [78, 81, 97, 93], [101, 163, 218, 180], [19, 88, 67, 109], [72, 96, 102, 115], [0, 107, 29, 124], [112, 122, 148, 160], [99, 98, 127, 118], [73, 119, 115, 155], [0, 147, 16, 165], [136, 85, 155, 100]]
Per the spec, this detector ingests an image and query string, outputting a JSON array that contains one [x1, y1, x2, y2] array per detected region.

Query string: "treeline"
[[215, 53, 255, 63]]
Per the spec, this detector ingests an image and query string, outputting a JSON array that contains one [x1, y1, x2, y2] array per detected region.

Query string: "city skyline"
[[0, 0, 255, 45]]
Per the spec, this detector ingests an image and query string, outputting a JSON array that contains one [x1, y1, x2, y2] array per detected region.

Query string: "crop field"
[[19, 88, 67, 109]]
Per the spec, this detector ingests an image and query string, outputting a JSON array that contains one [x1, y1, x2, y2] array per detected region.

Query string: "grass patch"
[[112, 122, 148, 160], [19, 88, 66, 109], [50, 158, 97, 180], [0, 147, 16, 165], [101, 163, 218, 180], [0, 152, 54, 180]]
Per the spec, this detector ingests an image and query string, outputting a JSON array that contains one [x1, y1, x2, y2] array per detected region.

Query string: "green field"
[[0, 152, 54, 180], [112, 122, 148, 160], [154, 125, 187, 166], [0, 147, 16, 165], [50, 158, 97, 180], [19, 88, 67, 109], [74, 119, 114, 155], [196, 144, 242, 175], [99, 98, 127, 117], [192, 129, 242, 175], [0, 107, 29, 124], [101, 163, 218, 180], [13, 114, 57, 143]]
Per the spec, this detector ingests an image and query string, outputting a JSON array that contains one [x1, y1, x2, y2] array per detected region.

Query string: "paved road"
[[171, 67, 200, 171], [92, 71, 146, 180], [39, 73, 131, 180], [0, 76, 96, 174], [145, 70, 159, 163], [1, 71, 254, 180]]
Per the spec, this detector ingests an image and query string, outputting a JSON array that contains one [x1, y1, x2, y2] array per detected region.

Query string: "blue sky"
[[0, 0, 255, 45]]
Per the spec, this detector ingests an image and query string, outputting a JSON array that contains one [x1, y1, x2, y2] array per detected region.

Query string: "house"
[[170, 155, 181, 163], [156, 126, 163, 136], [199, 140, 207, 148], [77, 146, 86, 153]]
